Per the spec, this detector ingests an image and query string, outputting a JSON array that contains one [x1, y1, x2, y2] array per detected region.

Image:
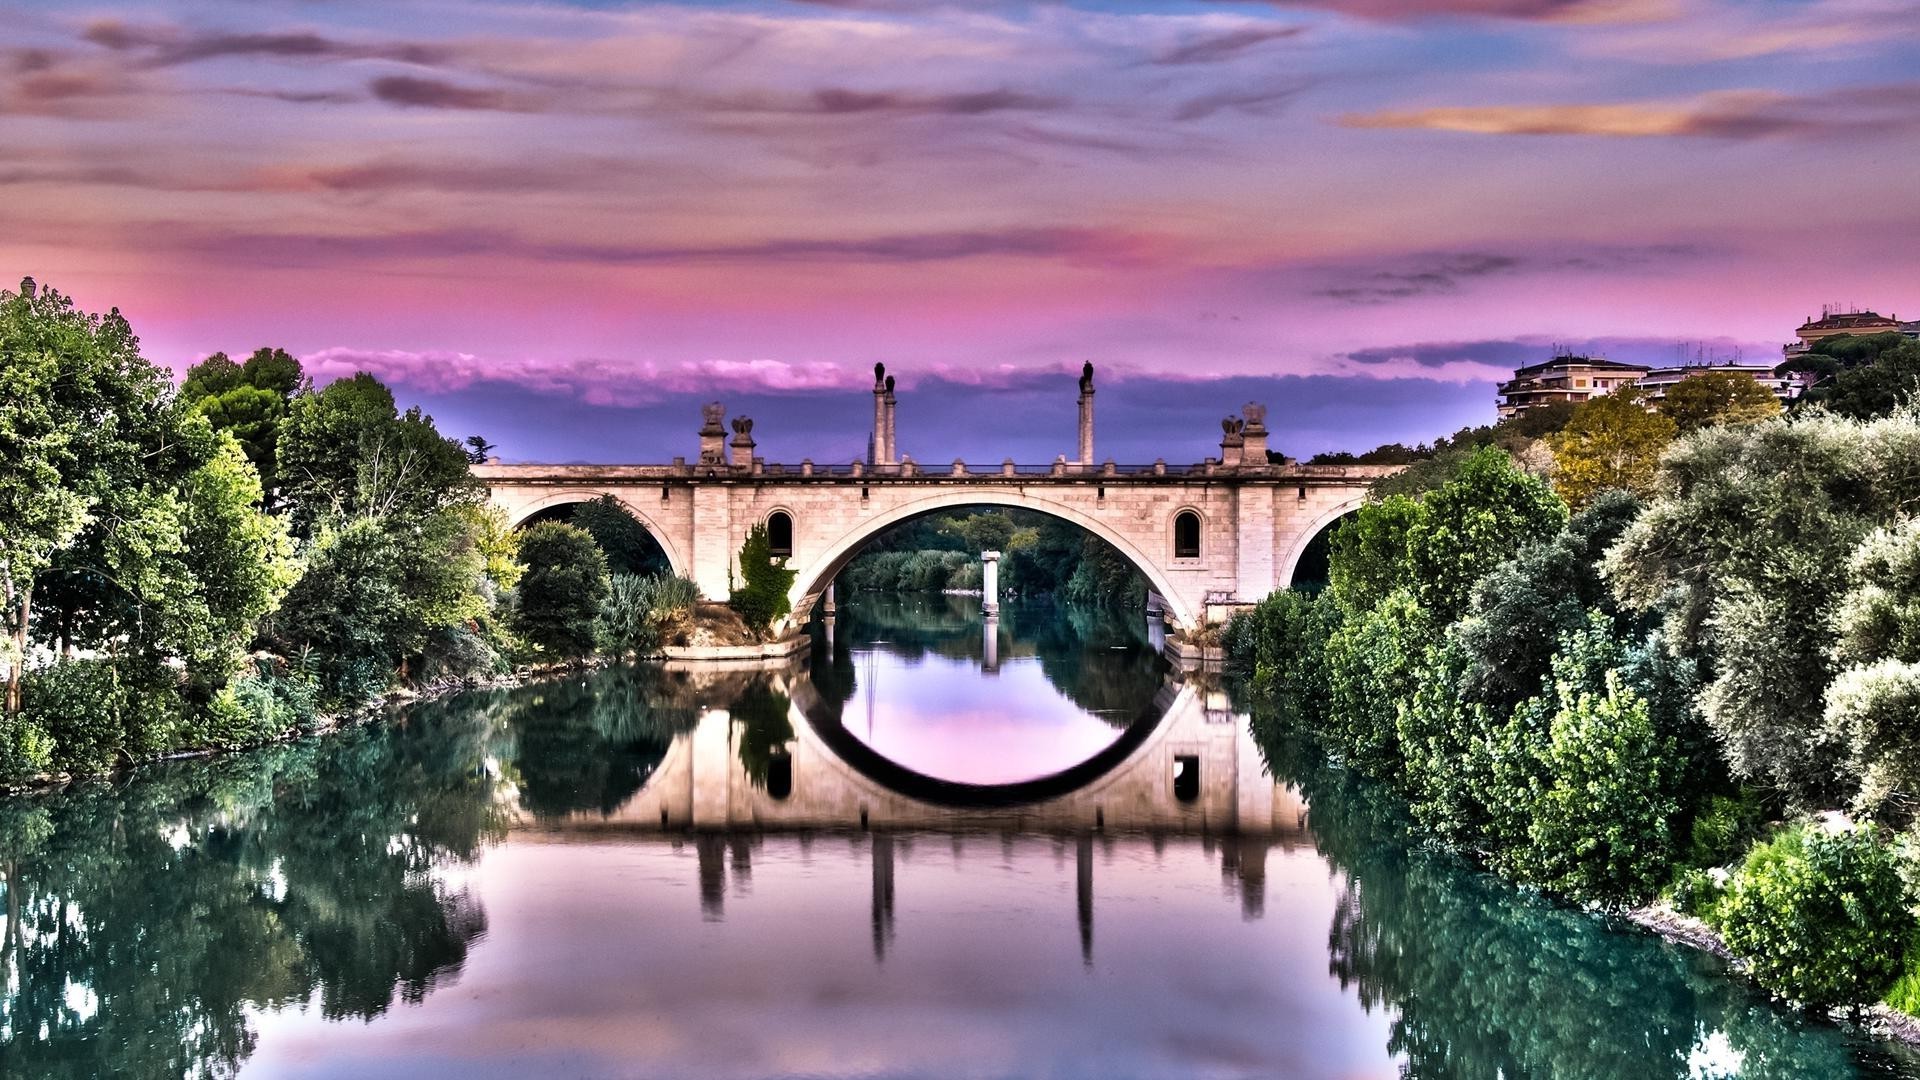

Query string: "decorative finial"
[[1080, 361, 1094, 392], [885, 374, 895, 393], [19, 277, 35, 299], [874, 362, 886, 388]]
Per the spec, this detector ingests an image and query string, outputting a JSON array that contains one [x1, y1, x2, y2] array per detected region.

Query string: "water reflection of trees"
[[453, 665, 698, 819], [813, 595, 1167, 725], [1259, 729, 1872, 1078], [0, 710, 507, 1079]]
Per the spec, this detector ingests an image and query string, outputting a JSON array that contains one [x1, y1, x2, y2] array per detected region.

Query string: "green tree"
[[513, 522, 608, 660], [728, 524, 795, 639], [276, 373, 476, 536], [1325, 494, 1420, 617], [1548, 389, 1675, 509], [1715, 824, 1910, 1012], [1323, 589, 1429, 780], [178, 347, 305, 494], [1822, 340, 1920, 419], [1605, 411, 1920, 806], [1826, 518, 1920, 816], [0, 279, 175, 712], [568, 496, 669, 576], [269, 513, 487, 700], [1658, 371, 1782, 434], [1404, 446, 1567, 623], [1454, 490, 1640, 712]]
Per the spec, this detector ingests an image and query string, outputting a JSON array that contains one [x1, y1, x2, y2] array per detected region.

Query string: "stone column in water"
[[981, 550, 1000, 616], [1077, 361, 1095, 466], [982, 616, 999, 674]]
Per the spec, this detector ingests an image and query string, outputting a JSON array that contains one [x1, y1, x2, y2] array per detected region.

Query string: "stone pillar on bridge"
[[871, 363, 888, 466], [1077, 361, 1095, 466], [698, 401, 727, 467], [883, 375, 897, 466], [729, 416, 756, 471], [1219, 415, 1245, 468], [1235, 483, 1276, 607], [692, 485, 732, 601], [1240, 403, 1269, 467]]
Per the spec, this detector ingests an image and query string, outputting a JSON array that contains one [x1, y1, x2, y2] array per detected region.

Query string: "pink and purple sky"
[[5, 0, 1918, 463]]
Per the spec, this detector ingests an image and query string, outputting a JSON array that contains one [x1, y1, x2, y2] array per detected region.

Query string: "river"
[[1, 594, 1915, 1078]]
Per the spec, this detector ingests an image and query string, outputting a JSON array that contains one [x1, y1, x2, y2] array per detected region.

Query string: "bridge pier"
[[981, 550, 1000, 616]]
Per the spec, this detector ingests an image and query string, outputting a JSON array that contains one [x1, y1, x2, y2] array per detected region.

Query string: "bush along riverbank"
[[1227, 404, 1920, 1029], [0, 279, 778, 789]]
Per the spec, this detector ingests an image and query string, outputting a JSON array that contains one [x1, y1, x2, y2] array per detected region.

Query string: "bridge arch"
[[1277, 492, 1369, 590], [788, 489, 1201, 630], [502, 488, 691, 581]]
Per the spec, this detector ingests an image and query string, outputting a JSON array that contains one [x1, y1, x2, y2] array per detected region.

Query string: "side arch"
[[492, 487, 690, 581], [788, 488, 1199, 630], [1277, 492, 1368, 590]]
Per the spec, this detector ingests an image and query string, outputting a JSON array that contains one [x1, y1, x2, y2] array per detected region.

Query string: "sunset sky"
[[6, 0, 1917, 463]]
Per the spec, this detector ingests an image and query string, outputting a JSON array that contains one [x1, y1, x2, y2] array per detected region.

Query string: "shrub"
[[514, 521, 609, 659], [596, 573, 700, 657], [1322, 589, 1429, 780], [20, 659, 186, 773], [1686, 790, 1772, 870], [1503, 669, 1681, 904], [1395, 637, 1501, 848], [729, 525, 795, 639], [1715, 823, 1911, 1011]]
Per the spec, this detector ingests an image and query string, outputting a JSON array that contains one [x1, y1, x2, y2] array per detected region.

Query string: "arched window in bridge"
[[1173, 510, 1201, 560], [767, 510, 794, 558]]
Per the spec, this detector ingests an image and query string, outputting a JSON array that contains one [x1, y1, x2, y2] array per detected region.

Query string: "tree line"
[[1228, 336, 1920, 1017], [0, 279, 710, 784]]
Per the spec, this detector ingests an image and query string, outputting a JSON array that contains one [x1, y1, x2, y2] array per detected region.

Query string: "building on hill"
[[1783, 308, 1906, 358], [1637, 363, 1800, 405], [1496, 355, 1650, 419]]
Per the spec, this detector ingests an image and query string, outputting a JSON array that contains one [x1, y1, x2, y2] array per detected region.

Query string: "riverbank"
[[1626, 903, 1920, 1050]]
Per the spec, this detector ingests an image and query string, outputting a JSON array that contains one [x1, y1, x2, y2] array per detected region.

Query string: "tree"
[[1323, 589, 1429, 779], [569, 496, 668, 576], [1658, 371, 1782, 434], [179, 347, 305, 494], [1716, 824, 1910, 1012], [1454, 490, 1640, 711], [276, 373, 475, 535], [1826, 518, 1920, 817], [269, 512, 488, 700], [0, 279, 172, 712], [1403, 446, 1567, 623], [1821, 340, 1920, 419], [1605, 411, 1920, 806], [513, 522, 608, 659], [728, 524, 795, 639], [166, 432, 299, 680], [1548, 389, 1675, 509], [1326, 495, 1420, 616]]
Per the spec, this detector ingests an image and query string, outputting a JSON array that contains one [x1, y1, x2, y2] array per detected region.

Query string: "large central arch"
[[788, 489, 1199, 629]]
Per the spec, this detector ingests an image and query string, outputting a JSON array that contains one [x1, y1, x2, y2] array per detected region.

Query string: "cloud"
[[369, 75, 529, 111], [1173, 80, 1310, 120], [1309, 244, 1709, 304], [151, 222, 1174, 269], [1254, 0, 1674, 23], [1317, 253, 1520, 303], [0, 47, 154, 118], [1335, 334, 1773, 375], [1340, 82, 1920, 138], [1152, 25, 1306, 65], [82, 19, 455, 68]]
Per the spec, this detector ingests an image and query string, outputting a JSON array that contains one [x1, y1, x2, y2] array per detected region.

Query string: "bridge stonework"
[[473, 397, 1393, 631]]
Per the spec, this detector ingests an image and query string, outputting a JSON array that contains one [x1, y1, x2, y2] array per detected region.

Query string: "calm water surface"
[[2, 595, 1917, 1079]]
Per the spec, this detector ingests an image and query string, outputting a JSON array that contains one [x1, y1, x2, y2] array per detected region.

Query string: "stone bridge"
[[474, 365, 1393, 630]]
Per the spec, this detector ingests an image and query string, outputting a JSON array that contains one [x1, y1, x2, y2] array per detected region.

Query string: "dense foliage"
[[0, 279, 712, 782], [729, 524, 795, 638], [1712, 825, 1911, 1011], [513, 522, 609, 660], [1232, 381, 1920, 1012]]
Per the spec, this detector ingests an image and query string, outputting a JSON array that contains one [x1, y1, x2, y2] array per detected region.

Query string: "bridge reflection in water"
[[514, 601, 1309, 963]]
